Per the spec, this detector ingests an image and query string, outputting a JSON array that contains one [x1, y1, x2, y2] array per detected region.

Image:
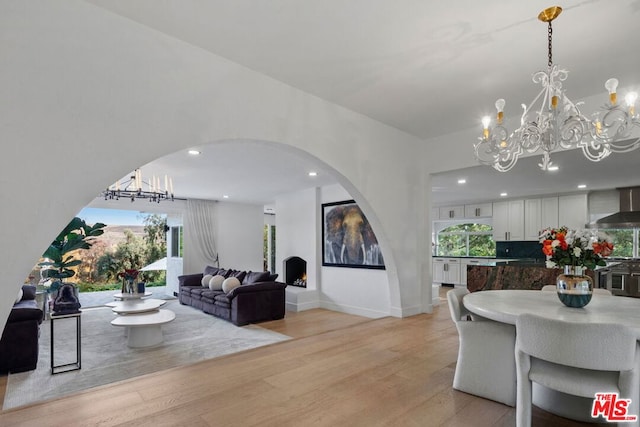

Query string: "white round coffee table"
[[110, 309, 175, 348], [106, 298, 166, 314], [113, 291, 153, 300]]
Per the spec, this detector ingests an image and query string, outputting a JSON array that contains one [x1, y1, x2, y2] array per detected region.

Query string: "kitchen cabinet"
[[438, 205, 465, 220], [541, 196, 559, 229], [558, 194, 588, 229], [524, 199, 542, 240], [493, 200, 525, 241], [464, 203, 493, 218], [433, 258, 461, 285]]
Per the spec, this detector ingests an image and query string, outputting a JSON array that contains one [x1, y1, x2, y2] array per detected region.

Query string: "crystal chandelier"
[[102, 169, 175, 203], [474, 6, 640, 172]]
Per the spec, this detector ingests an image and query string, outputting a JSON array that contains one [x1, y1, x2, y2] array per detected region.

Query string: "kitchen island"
[[466, 262, 596, 292]]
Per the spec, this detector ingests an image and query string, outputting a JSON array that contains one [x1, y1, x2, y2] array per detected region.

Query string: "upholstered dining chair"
[[541, 284, 612, 295], [515, 313, 640, 427], [446, 288, 516, 406]]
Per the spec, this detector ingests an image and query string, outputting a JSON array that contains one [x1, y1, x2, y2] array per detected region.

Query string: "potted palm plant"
[[39, 217, 106, 314]]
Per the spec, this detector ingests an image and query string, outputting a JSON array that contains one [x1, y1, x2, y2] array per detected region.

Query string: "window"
[[170, 226, 183, 258], [437, 223, 495, 257], [596, 228, 635, 258]]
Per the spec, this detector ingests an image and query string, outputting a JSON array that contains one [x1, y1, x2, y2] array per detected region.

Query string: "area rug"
[[3, 300, 290, 409]]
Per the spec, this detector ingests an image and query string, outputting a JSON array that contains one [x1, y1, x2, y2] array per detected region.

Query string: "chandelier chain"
[[547, 21, 553, 68]]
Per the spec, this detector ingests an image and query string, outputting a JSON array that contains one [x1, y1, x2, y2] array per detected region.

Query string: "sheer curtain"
[[186, 199, 219, 267]]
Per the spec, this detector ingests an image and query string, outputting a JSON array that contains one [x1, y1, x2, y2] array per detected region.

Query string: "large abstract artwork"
[[322, 200, 385, 269]]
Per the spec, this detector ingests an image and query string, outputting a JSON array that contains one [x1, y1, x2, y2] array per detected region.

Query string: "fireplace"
[[283, 256, 307, 288]]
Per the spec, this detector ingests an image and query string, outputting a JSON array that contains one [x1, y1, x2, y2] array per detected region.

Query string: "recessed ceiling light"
[[500, 192, 508, 197], [222, 195, 229, 199], [547, 165, 559, 171], [308, 171, 318, 177], [577, 184, 587, 189], [457, 179, 466, 184], [188, 150, 201, 155]]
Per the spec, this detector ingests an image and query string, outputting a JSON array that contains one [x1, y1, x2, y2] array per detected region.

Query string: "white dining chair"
[[542, 285, 612, 295], [446, 288, 516, 406], [515, 313, 640, 427]]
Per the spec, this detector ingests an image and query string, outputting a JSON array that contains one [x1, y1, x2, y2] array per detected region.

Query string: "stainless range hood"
[[590, 187, 640, 229]]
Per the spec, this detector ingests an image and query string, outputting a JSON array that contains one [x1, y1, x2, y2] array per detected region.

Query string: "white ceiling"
[[86, 0, 640, 207]]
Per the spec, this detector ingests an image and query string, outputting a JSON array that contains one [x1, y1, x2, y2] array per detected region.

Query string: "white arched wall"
[[0, 0, 434, 332]]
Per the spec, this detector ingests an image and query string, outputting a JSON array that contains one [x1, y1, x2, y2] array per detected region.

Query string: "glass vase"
[[556, 265, 593, 308]]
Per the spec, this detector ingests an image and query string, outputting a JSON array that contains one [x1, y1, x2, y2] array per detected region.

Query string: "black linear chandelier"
[[102, 169, 175, 203]]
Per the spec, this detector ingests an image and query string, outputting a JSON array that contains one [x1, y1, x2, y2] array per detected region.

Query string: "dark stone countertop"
[[466, 264, 596, 293]]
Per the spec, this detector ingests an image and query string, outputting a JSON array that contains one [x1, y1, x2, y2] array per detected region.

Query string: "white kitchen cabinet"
[[460, 258, 484, 286], [432, 258, 461, 285], [558, 194, 588, 229], [493, 200, 525, 241], [438, 205, 465, 220], [431, 207, 440, 221], [464, 203, 493, 218], [541, 196, 559, 229], [524, 198, 542, 241]]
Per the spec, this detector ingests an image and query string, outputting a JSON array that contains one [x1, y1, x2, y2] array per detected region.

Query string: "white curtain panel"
[[186, 199, 219, 266]]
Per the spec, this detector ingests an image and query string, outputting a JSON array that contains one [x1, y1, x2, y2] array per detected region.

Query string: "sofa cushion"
[[230, 270, 247, 284], [21, 285, 36, 301], [201, 274, 213, 287], [8, 300, 42, 323], [268, 273, 279, 281], [243, 271, 271, 285], [189, 288, 208, 300], [204, 265, 220, 276], [208, 275, 225, 291], [222, 277, 241, 293]]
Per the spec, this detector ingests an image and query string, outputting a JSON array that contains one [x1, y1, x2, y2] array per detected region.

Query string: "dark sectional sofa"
[[0, 285, 44, 374], [178, 266, 287, 326]]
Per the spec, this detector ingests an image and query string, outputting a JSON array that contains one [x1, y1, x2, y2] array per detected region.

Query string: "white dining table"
[[464, 289, 640, 336], [463, 289, 640, 422]]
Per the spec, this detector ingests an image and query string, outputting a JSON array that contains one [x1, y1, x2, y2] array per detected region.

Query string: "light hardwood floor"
[[0, 290, 598, 426]]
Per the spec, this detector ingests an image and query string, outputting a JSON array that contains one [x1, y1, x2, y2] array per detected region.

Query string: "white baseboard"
[[320, 301, 388, 318]]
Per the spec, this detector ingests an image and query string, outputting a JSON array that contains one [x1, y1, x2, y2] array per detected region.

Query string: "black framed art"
[[322, 200, 385, 269]]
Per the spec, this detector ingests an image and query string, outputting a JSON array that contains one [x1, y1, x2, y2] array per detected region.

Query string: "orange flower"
[[542, 243, 554, 256]]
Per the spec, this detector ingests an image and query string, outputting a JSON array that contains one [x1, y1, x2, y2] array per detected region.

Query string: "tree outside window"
[[437, 224, 496, 257]]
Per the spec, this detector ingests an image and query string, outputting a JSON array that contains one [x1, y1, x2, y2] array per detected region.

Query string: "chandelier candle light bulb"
[[474, 6, 640, 172]]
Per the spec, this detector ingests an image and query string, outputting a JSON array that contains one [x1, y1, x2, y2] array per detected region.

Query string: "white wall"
[[184, 201, 264, 275], [275, 184, 390, 318], [320, 184, 390, 317], [276, 188, 319, 290], [0, 1, 432, 334]]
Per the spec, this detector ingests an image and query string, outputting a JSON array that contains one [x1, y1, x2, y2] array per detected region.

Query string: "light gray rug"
[[3, 300, 290, 409]]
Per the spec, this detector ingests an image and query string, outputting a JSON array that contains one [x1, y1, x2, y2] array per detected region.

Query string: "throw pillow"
[[268, 273, 279, 281], [21, 285, 36, 300], [222, 277, 241, 293], [204, 265, 220, 276], [243, 271, 271, 285], [201, 274, 213, 287], [15, 287, 23, 304], [232, 270, 247, 284], [209, 275, 225, 291]]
